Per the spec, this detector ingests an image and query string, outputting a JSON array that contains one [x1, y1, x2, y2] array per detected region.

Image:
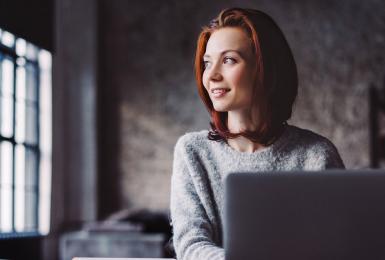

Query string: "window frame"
[[0, 28, 51, 239]]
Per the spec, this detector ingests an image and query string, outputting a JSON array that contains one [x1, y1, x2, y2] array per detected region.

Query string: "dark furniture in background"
[[369, 79, 385, 168]]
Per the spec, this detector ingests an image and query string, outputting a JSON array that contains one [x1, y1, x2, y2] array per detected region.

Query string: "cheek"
[[202, 71, 209, 90], [234, 70, 254, 89], [230, 67, 251, 89]]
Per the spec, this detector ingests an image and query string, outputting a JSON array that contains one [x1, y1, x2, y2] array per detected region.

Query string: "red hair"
[[195, 8, 298, 145]]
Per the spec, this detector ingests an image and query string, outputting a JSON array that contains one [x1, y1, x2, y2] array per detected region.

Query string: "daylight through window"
[[0, 28, 52, 237]]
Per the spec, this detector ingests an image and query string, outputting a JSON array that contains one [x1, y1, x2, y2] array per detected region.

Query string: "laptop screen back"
[[224, 171, 385, 260]]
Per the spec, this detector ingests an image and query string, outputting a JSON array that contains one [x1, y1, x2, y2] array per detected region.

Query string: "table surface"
[[73, 258, 175, 260]]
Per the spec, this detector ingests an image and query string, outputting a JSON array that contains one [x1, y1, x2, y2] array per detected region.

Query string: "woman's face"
[[202, 27, 257, 113]]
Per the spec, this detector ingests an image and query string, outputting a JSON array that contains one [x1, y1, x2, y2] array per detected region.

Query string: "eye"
[[223, 56, 236, 64], [203, 60, 211, 69]]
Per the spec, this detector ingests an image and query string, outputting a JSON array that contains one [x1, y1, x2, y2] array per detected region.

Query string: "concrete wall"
[[99, 0, 385, 212], [44, 0, 98, 259]]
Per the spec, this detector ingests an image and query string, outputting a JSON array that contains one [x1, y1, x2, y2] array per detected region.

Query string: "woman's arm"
[[170, 136, 224, 260]]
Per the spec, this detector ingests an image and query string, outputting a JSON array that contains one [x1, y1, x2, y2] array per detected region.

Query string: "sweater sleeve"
[[170, 136, 225, 260]]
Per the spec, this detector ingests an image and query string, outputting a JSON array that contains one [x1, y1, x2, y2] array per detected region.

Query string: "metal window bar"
[[11, 42, 16, 233], [0, 33, 41, 235], [34, 55, 41, 232]]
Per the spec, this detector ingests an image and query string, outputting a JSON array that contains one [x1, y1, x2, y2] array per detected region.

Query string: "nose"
[[207, 62, 223, 82]]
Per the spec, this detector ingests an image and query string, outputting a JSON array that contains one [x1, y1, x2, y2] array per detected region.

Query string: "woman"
[[170, 7, 344, 260]]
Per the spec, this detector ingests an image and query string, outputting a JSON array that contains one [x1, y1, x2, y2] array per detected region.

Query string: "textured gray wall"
[[99, 0, 385, 211]]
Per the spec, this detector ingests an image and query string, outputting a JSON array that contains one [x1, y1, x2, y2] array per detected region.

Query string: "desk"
[[62, 231, 167, 260], [73, 258, 175, 260]]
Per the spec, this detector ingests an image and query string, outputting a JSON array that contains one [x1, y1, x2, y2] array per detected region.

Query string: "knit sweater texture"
[[170, 125, 345, 260]]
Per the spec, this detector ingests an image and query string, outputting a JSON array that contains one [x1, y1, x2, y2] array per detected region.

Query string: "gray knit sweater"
[[170, 125, 345, 260]]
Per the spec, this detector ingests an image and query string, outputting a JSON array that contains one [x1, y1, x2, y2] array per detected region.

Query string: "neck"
[[226, 110, 265, 153], [227, 136, 265, 153], [227, 110, 258, 133]]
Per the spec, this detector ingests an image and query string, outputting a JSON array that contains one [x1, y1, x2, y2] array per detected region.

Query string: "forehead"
[[205, 27, 252, 55]]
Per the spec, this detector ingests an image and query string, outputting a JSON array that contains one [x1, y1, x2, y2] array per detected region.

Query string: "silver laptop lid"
[[224, 170, 385, 260]]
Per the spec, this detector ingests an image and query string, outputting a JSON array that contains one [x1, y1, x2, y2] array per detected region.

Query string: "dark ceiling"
[[0, 0, 54, 51]]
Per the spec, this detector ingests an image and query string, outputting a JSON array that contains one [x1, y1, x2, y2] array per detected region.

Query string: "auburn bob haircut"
[[195, 8, 298, 145]]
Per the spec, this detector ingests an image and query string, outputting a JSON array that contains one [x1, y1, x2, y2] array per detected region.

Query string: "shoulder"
[[285, 125, 344, 168], [172, 130, 213, 179], [287, 125, 337, 151], [174, 130, 210, 155], [175, 130, 210, 149]]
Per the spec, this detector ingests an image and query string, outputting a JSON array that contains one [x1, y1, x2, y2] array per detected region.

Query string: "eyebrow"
[[203, 49, 243, 59]]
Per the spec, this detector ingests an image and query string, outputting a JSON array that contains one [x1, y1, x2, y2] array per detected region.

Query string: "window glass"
[[0, 141, 13, 232], [25, 62, 38, 102], [1, 57, 14, 96], [0, 96, 14, 138], [0, 29, 52, 237], [15, 145, 25, 232], [16, 39, 27, 57], [1, 31, 15, 48]]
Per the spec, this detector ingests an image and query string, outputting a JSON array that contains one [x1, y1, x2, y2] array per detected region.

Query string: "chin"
[[213, 105, 230, 112]]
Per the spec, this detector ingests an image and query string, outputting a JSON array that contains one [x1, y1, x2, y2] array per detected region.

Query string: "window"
[[0, 28, 51, 237]]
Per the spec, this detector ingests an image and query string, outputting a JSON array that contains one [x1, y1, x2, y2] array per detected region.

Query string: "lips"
[[211, 88, 230, 98]]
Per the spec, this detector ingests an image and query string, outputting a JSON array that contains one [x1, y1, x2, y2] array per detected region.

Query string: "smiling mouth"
[[211, 88, 230, 93], [211, 88, 230, 98]]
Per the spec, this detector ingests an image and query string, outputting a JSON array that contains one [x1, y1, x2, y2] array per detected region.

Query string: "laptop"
[[224, 170, 385, 260]]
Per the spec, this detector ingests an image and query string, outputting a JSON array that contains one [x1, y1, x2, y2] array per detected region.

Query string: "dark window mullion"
[[11, 42, 17, 232], [0, 45, 17, 60], [22, 143, 39, 151], [33, 59, 40, 230], [0, 136, 16, 144], [25, 59, 39, 68], [0, 52, 2, 232]]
